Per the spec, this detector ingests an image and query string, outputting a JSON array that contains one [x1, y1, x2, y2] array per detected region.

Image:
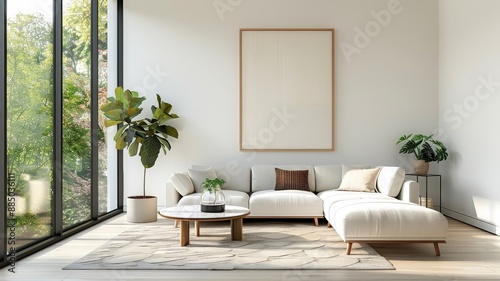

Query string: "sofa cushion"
[[319, 190, 394, 221], [314, 165, 342, 192], [376, 166, 405, 197], [342, 164, 371, 177], [275, 168, 310, 191], [252, 165, 316, 192], [188, 167, 217, 193], [326, 198, 448, 241], [192, 165, 251, 193], [170, 172, 194, 196], [337, 167, 381, 192], [178, 190, 249, 208], [248, 190, 323, 217]]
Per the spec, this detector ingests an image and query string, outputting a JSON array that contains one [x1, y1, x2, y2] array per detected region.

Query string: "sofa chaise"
[[165, 164, 448, 255]]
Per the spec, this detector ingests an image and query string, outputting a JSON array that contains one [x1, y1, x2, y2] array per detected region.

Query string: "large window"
[[62, 0, 92, 229], [6, 0, 54, 248], [1, 0, 122, 267]]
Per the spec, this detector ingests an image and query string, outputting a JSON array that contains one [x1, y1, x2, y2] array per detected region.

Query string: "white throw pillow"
[[338, 168, 381, 192], [376, 166, 405, 197], [188, 167, 217, 193], [170, 173, 194, 196], [342, 164, 371, 177]]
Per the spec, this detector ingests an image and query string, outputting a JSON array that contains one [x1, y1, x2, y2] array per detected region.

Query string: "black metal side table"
[[406, 174, 442, 212]]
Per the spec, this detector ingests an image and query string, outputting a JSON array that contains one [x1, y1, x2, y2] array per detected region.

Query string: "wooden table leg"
[[179, 220, 190, 246], [195, 221, 200, 237], [231, 218, 243, 241]]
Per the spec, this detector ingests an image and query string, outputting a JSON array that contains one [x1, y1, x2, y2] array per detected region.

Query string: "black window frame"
[[0, 0, 124, 268]]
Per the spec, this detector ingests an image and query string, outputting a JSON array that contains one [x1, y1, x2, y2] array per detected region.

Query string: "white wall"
[[123, 0, 439, 207], [439, 0, 500, 235]]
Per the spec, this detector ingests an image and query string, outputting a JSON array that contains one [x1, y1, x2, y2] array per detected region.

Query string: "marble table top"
[[159, 205, 250, 221]]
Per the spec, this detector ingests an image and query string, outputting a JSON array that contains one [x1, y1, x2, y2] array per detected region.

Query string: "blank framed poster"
[[240, 28, 334, 151]]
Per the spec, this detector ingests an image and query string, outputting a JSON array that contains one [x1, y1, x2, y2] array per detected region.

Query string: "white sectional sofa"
[[165, 164, 448, 255]]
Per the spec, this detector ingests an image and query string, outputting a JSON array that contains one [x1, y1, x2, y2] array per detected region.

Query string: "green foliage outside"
[[6, 0, 110, 239]]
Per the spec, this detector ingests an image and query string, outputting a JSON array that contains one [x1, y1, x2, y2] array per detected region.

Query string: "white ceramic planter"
[[127, 196, 158, 223]]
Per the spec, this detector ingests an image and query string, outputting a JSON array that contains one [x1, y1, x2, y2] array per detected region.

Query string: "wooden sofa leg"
[[314, 218, 319, 226], [346, 243, 353, 255], [327, 222, 331, 228], [434, 243, 441, 256]]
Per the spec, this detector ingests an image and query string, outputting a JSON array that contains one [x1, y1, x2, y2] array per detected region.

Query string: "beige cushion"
[[188, 167, 217, 193], [338, 168, 381, 192], [376, 166, 405, 197], [342, 164, 371, 177], [275, 168, 310, 191], [170, 172, 194, 196]]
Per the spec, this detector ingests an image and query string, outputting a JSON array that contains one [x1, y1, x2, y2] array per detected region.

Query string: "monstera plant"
[[101, 87, 179, 222], [396, 134, 448, 175]]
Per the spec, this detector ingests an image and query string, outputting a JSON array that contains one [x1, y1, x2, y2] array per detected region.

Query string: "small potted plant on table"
[[200, 177, 226, 213], [396, 134, 448, 175]]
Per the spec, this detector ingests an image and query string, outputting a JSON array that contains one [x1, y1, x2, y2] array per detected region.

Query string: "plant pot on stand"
[[413, 160, 429, 175], [397, 134, 448, 175]]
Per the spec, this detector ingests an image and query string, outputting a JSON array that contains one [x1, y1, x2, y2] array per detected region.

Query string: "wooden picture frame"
[[239, 28, 334, 151]]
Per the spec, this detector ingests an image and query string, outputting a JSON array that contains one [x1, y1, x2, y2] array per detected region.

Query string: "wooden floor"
[[1, 214, 500, 281]]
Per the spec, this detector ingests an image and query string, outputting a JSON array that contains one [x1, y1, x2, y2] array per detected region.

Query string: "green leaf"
[[396, 134, 412, 145], [125, 127, 136, 145], [123, 89, 132, 109], [100, 100, 123, 112], [129, 96, 146, 108], [139, 137, 162, 168], [129, 137, 140, 156], [115, 87, 124, 102], [131, 90, 139, 98], [113, 125, 127, 141], [153, 107, 164, 120], [161, 102, 173, 114], [165, 126, 178, 138], [156, 94, 162, 106], [115, 133, 127, 150], [103, 108, 124, 121], [104, 120, 122, 127], [125, 107, 141, 119], [158, 137, 171, 151]]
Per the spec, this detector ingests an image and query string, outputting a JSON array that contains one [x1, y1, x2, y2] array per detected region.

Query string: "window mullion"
[[1, 0, 8, 267], [53, 0, 63, 236], [90, 0, 99, 219], [117, 0, 124, 209]]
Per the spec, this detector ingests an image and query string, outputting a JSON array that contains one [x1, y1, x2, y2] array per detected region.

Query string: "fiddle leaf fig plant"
[[396, 134, 448, 163], [100, 87, 179, 197]]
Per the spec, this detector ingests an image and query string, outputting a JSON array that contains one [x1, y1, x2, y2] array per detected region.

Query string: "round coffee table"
[[159, 205, 250, 246]]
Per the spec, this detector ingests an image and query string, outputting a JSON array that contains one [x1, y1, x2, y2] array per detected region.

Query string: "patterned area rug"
[[64, 221, 394, 270]]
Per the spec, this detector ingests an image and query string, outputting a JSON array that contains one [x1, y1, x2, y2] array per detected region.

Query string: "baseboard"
[[443, 208, 500, 236]]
